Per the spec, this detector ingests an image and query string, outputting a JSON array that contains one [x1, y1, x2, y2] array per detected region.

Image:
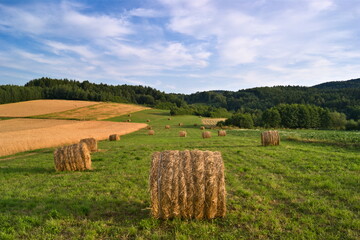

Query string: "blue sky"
[[0, 0, 359, 93]]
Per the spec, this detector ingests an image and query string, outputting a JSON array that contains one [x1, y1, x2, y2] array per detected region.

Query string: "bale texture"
[[148, 130, 155, 135], [179, 131, 187, 137], [202, 131, 211, 138], [109, 134, 120, 141], [54, 143, 91, 171], [165, 125, 170, 129], [261, 130, 280, 146], [200, 126, 205, 130], [80, 138, 98, 152], [218, 130, 226, 137], [150, 150, 226, 219]]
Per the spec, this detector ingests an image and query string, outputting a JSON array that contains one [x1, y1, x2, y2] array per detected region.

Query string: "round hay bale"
[[261, 130, 280, 146], [148, 130, 155, 135], [147, 126, 153, 130], [127, 119, 131, 122], [54, 143, 91, 171], [218, 130, 226, 137], [109, 134, 120, 141], [165, 125, 170, 129], [150, 150, 226, 219], [79, 138, 98, 152], [202, 131, 211, 139], [168, 118, 171, 120], [128, 114, 131, 117], [178, 123, 183, 126], [200, 126, 205, 130], [147, 119, 151, 122], [179, 131, 187, 137]]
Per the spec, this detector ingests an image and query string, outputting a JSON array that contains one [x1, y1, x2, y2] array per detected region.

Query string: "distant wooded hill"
[[1, 77, 359, 120]]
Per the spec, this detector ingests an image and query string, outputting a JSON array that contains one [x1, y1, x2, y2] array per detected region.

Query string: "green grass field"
[[0, 109, 359, 239]]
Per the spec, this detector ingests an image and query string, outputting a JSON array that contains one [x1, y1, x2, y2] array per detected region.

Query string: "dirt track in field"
[[0, 118, 147, 157], [0, 100, 99, 117]]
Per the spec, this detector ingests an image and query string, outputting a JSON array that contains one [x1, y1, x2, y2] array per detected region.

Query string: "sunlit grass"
[[0, 109, 359, 239]]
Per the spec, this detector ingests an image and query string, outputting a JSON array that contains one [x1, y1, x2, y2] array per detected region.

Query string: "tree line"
[[1, 77, 359, 130]]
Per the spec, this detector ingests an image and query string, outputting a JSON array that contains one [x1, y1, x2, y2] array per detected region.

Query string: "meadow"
[[0, 109, 359, 239]]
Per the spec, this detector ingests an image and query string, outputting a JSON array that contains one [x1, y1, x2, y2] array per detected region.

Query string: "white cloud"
[[0, 2, 132, 40], [128, 8, 162, 18], [308, 0, 335, 12]]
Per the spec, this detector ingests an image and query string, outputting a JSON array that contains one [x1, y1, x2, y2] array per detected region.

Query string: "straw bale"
[[128, 114, 131, 117], [261, 130, 280, 146], [109, 134, 120, 141], [179, 131, 187, 137], [54, 142, 91, 171], [178, 123, 183, 126], [147, 126, 152, 130], [200, 126, 205, 130], [127, 119, 131, 122], [79, 138, 98, 152], [150, 150, 226, 219], [147, 119, 151, 122], [202, 131, 211, 138], [218, 130, 226, 137], [148, 130, 155, 135], [165, 125, 170, 129], [168, 118, 172, 120]]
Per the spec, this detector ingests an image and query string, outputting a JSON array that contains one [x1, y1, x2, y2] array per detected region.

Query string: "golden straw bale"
[[148, 130, 155, 135], [127, 119, 131, 122], [178, 123, 183, 126], [218, 130, 226, 137], [54, 143, 91, 171], [202, 131, 211, 138], [179, 131, 187, 137], [200, 126, 205, 130], [165, 125, 171, 129], [109, 134, 120, 141], [147, 119, 151, 122], [150, 150, 226, 219], [261, 130, 280, 146], [80, 138, 98, 152], [168, 118, 172, 120]]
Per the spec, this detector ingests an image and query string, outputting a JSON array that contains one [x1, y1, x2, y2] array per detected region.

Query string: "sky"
[[0, 0, 360, 93]]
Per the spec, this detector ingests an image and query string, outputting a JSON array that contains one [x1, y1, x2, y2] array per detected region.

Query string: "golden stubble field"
[[37, 102, 149, 120], [0, 118, 147, 157], [0, 99, 100, 117], [201, 118, 227, 127], [0, 99, 150, 157]]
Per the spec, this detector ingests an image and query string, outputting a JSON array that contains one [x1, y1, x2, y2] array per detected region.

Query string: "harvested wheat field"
[[0, 100, 99, 117], [0, 118, 146, 157], [201, 118, 227, 127], [37, 102, 149, 120]]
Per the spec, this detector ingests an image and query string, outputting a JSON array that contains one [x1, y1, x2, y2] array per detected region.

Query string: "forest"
[[1, 77, 359, 130]]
